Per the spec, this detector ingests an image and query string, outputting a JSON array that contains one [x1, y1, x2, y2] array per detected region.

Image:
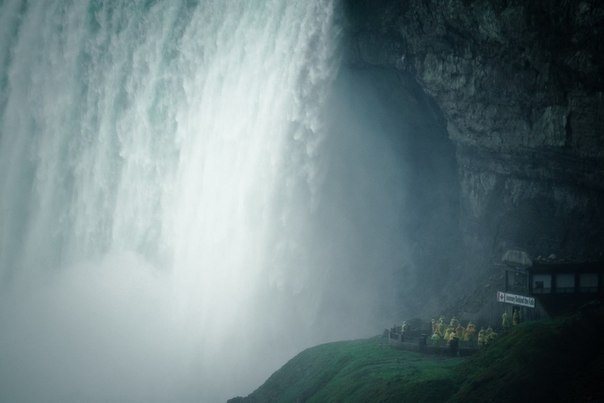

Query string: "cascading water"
[[0, 1, 413, 401]]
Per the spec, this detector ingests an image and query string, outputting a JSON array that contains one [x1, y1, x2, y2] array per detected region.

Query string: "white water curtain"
[[0, 1, 410, 401]]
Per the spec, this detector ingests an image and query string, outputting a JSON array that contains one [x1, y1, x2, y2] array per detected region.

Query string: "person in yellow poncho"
[[486, 327, 497, 345], [455, 323, 465, 341], [501, 311, 511, 330], [477, 328, 487, 348], [464, 322, 476, 342], [512, 308, 521, 326], [444, 327, 454, 342], [431, 332, 441, 346], [437, 317, 446, 337]]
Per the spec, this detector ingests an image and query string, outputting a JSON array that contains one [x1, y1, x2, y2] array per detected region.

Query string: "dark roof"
[[529, 261, 604, 274]]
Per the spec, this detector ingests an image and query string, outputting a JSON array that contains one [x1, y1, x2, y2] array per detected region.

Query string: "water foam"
[[0, 1, 411, 401]]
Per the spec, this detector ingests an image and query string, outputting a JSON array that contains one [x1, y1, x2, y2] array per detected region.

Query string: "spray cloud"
[[0, 1, 427, 401]]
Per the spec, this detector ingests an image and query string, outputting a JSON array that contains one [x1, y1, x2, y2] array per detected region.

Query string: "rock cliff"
[[344, 0, 604, 288]]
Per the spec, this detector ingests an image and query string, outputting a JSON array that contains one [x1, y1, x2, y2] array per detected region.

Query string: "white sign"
[[497, 291, 535, 308]]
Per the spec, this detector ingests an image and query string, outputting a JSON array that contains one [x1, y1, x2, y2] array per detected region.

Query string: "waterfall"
[[0, 1, 411, 401]]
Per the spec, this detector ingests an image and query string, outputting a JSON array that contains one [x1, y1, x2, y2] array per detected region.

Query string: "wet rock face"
[[345, 0, 604, 263]]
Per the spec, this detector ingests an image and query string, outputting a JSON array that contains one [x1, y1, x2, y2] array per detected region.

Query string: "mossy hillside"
[[232, 305, 604, 402], [451, 304, 604, 402], [232, 337, 463, 403]]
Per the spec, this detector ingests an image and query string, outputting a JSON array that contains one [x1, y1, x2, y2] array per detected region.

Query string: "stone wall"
[[343, 0, 604, 300]]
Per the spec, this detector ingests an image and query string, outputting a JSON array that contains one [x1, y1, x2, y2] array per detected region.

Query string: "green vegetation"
[[451, 303, 604, 402], [230, 303, 604, 402], [231, 337, 463, 403]]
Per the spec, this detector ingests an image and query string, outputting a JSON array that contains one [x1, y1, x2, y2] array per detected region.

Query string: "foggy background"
[[0, 1, 459, 401]]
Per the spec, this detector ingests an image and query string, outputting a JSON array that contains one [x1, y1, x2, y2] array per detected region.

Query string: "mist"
[[0, 1, 457, 401]]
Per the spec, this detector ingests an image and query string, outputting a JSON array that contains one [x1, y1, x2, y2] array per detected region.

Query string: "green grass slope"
[[451, 303, 604, 403], [231, 337, 464, 403], [230, 304, 604, 402]]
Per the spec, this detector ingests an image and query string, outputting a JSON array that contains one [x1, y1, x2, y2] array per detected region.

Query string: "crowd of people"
[[430, 308, 522, 349], [429, 317, 487, 348], [386, 308, 523, 353]]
